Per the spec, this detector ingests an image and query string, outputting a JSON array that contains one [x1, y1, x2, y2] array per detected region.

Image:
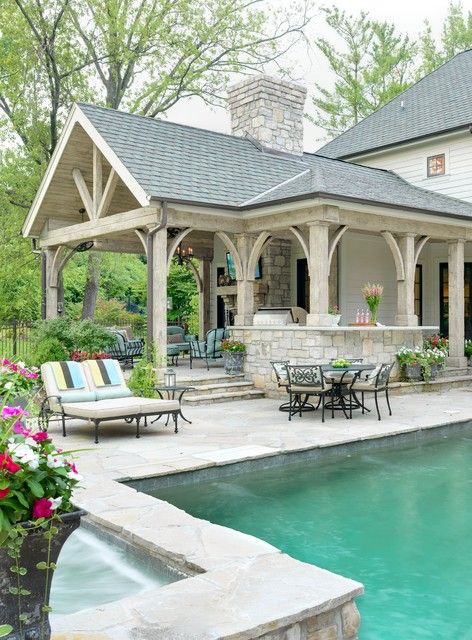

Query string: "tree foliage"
[[311, 6, 416, 137], [0, 0, 310, 320]]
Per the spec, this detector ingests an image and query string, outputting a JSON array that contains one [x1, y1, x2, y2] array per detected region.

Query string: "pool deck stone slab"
[[51, 387, 472, 638]]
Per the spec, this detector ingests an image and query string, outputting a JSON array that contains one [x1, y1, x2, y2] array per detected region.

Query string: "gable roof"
[[317, 49, 472, 160], [23, 100, 472, 237]]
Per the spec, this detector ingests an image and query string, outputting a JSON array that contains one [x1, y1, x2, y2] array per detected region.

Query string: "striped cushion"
[[87, 359, 122, 387], [50, 361, 86, 390]]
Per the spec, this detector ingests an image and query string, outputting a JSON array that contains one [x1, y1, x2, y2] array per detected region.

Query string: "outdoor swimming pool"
[[152, 434, 472, 639]]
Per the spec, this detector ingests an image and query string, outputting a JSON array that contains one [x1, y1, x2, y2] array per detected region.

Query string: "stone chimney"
[[227, 75, 307, 156]]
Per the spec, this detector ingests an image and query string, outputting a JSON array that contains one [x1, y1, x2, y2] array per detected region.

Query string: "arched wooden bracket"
[[289, 226, 310, 273], [215, 231, 244, 280], [247, 232, 272, 281], [135, 230, 148, 255], [381, 231, 405, 281], [415, 236, 430, 265], [167, 228, 194, 271], [328, 225, 348, 271], [48, 246, 68, 288], [187, 260, 203, 292]]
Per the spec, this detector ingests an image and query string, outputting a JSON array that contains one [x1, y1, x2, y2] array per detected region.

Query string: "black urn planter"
[[222, 351, 245, 375], [0, 510, 85, 640]]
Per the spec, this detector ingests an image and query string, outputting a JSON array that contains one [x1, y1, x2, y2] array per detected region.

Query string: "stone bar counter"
[[231, 325, 438, 392]]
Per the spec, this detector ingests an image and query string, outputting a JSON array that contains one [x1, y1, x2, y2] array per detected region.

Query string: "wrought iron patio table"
[[321, 364, 375, 419], [151, 385, 195, 425]]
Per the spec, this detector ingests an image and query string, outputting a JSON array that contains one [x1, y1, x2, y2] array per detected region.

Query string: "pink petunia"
[[32, 431, 49, 442], [1, 406, 29, 419], [32, 498, 53, 519], [13, 421, 31, 436]]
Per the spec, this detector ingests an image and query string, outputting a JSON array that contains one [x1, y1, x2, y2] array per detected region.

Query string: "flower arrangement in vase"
[[220, 339, 246, 375], [0, 385, 83, 639], [361, 283, 384, 325]]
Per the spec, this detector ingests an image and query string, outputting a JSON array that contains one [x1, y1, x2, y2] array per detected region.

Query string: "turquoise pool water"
[[153, 435, 472, 639]]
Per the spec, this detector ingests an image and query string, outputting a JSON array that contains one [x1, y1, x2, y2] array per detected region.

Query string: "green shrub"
[[128, 359, 158, 398], [71, 319, 115, 354], [30, 337, 69, 366]]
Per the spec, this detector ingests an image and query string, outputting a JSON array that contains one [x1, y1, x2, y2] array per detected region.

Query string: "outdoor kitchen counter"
[[230, 325, 438, 390]]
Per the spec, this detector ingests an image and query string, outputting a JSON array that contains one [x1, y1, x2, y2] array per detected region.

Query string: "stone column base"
[[306, 313, 334, 327], [446, 355, 468, 368], [394, 314, 418, 326], [234, 314, 254, 326]]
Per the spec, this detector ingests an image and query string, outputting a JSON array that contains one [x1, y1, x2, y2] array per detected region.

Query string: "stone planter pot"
[[222, 351, 245, 375], [429, 364, 441, 380], [0, 509, 85, 640], [402, 363, 422, 381]]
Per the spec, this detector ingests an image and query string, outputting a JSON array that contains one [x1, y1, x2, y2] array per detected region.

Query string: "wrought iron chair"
[[348, 363, 394, 420], [189, 328, 229, 370], [286, 365, 331, 423], [271, 360, 318, 413]]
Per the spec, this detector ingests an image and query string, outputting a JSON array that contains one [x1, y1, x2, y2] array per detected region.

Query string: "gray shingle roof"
[[317, 49, 472, 159], [78, 102, 472, 220]]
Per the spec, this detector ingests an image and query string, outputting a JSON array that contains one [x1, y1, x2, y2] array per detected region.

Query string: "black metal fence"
[[0, 321, 34, 360], [0, 318, 148, 360]]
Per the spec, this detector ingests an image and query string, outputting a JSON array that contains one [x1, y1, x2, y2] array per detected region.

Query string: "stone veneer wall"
[[227, 75, 307, 155], [231, 326, 435, 391], [257, 601, 360, 640], [263, 238, 292, 307]]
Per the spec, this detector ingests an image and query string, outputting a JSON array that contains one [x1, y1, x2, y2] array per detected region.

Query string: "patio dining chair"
[[286, 365, 331, 423], [348, 362, 394, 421]]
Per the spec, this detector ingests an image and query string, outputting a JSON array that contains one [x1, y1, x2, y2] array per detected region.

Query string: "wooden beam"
[[72, 168, 94, 220], [92, 145, 102, 216], [97, 169, 119, 218], [40, 206, 160, 247]]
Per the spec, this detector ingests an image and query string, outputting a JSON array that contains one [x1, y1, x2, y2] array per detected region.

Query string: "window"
[[414, 265, 422, 325], [427, 153, 445, 177]]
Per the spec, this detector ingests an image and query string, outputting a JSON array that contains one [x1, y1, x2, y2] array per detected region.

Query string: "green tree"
[[311, 6, 415, 137], [419, 2, 472, 75], [0, 0, 311, 319]]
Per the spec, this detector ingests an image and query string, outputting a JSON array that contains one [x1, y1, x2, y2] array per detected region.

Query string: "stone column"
[[306, 222, 331, 326], [234, 234, 254, 326], [43, 248, 60, 319], [395, 233, 418, 326], [199, 258, 211, 337], [447, 239, 467, 368], [151, 227, 168, 369]]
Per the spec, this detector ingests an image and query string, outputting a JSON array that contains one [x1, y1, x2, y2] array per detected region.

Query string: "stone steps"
[[177, 373, 246, 387], [185, 381, 255, 397], [185, 388, 265, 405], [390, 373, 472, 395]]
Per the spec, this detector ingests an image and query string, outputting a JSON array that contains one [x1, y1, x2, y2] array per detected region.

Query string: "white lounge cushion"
[[62, 397, 179, 420]]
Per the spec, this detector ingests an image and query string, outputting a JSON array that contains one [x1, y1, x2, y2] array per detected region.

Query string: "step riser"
[[186, 383, 254, 397], [176, 375, 246, 387], [390, 376, 472, 396], [186, 392, 265, 405]]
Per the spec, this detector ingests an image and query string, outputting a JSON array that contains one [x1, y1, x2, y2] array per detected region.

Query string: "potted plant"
[[220, 339, 246, 375], [361, 283, 384, 325], [396, 347, 422, 381], [465, 339, 472, 366], [425, 348, 446, 379], [0, 391, 84, 640], [328, 305, 341, 326], [0, 359, 39, 408]]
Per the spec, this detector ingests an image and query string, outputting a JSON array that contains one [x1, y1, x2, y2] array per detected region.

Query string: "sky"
[[166, 0, 464, 152]]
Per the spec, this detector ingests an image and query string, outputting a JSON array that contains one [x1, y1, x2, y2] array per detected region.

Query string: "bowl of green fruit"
[[330, 358, 351, 369]]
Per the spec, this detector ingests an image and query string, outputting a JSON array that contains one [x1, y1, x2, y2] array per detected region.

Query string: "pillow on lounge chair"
[[84, 359, 133, 400]]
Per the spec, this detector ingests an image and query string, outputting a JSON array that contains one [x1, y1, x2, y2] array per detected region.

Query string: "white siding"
[[355, 131, 472, 202]]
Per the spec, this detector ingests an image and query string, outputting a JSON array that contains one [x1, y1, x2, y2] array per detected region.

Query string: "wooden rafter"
[[72, 144, 119, 222]]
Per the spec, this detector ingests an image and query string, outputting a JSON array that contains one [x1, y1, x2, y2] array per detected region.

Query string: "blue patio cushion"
[[58, 390, 97, 404], [95, 387, 133, 400]]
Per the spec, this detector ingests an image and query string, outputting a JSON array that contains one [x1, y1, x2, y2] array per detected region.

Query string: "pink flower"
[[32, 498, 53, 519], [13, 421, 31, 436], [32, 431, 49, 442], [1, 406, 29, 419], [0, 487, 10, 500], [1, 358, 10, 366], [0, 452, 22, 474]]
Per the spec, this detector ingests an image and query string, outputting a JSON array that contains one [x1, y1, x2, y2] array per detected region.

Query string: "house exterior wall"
[[353, 131, 472, 202]]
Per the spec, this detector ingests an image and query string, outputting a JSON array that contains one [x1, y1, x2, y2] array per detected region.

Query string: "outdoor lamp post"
[[164, 369, 176, 387]]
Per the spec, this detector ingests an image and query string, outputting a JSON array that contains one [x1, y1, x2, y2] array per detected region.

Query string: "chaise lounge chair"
[[40, 359, 180, 443]]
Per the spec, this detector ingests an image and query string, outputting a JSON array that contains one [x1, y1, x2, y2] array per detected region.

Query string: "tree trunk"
[[81, 251, 102, 319]]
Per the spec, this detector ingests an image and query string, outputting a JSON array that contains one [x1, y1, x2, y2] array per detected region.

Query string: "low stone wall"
[[257, 601, 360, 639], [231, 325, 438, 392]]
